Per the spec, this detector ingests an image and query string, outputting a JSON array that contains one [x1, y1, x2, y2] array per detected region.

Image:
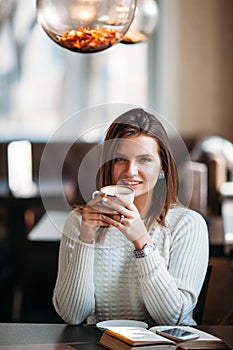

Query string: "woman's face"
[[112, 134, 162, 207]]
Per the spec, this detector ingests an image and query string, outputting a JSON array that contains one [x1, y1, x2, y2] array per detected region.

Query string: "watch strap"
[[134, 243, 156, 258]]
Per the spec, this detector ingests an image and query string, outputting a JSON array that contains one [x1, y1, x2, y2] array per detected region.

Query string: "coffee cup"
[[92, 185, 134, 206]]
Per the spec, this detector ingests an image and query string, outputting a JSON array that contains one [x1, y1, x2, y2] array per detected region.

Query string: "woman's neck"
[[134, 191, 153, 219]]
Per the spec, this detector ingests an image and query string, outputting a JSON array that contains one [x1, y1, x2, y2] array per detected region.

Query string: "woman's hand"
[[100, 195, 153, 248], [79, 195, 118, 243]]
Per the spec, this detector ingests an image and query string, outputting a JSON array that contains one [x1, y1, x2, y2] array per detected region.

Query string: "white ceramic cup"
[[92, 185, 134, 206]]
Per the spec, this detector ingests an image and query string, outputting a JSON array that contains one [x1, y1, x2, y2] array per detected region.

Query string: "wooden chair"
[[193, 265, 212, 324]]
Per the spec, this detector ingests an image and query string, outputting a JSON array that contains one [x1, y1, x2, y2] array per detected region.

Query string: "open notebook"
[[98, 325, 230, 350]]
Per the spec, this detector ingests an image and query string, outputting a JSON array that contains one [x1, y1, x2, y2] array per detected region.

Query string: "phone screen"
[[156, 328, 199, 342]]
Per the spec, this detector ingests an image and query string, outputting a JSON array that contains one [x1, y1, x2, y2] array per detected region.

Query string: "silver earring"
[[159, 172, 165, 179]]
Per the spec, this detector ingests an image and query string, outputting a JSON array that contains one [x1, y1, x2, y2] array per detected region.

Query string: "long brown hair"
[[98, 108, 178, 227]]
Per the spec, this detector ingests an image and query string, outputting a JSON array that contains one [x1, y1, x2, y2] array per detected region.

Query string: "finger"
[[87, 194, 104, 207], [101, 214, 123, 228], [107, 194, 128, 207], [101, 197, 129, 216], [82, 210, 110, 222], [88, 193, 121, 213], [85, 204, 119, 217], [82, 217, 110, 227], [94, 204, 119, 214], [102, 213, 129, 228], [111, 213, 123, 222]]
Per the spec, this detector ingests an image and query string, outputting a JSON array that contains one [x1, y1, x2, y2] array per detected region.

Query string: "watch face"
[[144, 244, 154, 256], [134, 243, 155, 258]]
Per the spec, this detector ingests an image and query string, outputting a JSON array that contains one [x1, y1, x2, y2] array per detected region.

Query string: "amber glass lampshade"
[[121, 0, 159, 44], [36, 0, 137, 53]]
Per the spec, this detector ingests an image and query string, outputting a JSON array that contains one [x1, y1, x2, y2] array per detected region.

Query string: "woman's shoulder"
[[65, 208, 82, 224], [166, 204, 207, 230], [62, 208, 82, 240]]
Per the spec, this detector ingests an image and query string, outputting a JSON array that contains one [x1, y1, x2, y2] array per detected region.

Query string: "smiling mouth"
[[121, 180, 142, 187]]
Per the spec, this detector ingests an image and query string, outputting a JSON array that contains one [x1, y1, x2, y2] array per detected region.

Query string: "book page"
[[105, 326, 176, 345]]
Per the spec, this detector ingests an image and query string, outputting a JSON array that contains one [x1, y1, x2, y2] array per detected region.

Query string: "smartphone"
[[156, 328, 199, 342]]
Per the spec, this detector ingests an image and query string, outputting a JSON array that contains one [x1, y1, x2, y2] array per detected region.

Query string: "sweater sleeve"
[[135, 209, 209, 325], [52, 211, 95, 325]]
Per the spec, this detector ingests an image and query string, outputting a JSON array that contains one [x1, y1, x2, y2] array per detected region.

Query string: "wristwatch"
[[134, 243, 156, 258]]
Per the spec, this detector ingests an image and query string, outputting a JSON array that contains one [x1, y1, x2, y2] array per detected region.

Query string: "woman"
[[53, 108, 209, 326]]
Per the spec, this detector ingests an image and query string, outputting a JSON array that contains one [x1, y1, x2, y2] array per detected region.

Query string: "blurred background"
[[0, 0, 232, 141], [0, 0, 233, 325]]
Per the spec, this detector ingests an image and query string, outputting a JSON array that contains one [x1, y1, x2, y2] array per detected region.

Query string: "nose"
[[125, 160, 138, 176]]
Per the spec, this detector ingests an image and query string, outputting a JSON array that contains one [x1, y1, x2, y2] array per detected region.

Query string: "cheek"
[[148, 171, 159, 185], [144, 166, 160, 186]]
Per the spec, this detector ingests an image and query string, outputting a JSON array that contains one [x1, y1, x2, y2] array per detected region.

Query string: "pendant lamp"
[[121, 0, 159, 44], [36, 0, 137, 53]]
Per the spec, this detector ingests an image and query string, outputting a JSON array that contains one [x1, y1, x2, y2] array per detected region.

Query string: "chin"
[[134, 191, 147, 199]]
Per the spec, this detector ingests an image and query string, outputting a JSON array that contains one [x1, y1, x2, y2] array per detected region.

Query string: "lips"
[[120, 179, 142, 188]]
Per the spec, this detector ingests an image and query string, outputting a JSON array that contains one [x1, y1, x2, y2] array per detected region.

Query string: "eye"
[[114, 157, 127, 163], [140, 157, 152, 163]]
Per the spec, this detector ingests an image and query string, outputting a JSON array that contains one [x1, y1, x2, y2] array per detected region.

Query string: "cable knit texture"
[[53, 205, 209, 326]]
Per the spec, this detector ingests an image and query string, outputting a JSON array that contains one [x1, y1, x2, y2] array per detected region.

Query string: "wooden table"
[[0, 323, 233, 349]]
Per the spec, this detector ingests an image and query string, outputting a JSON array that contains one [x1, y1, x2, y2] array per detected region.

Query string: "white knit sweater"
[[53, 205, 209, 326]]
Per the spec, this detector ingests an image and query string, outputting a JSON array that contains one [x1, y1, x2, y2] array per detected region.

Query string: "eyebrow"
[[115, 152, 155, 158]]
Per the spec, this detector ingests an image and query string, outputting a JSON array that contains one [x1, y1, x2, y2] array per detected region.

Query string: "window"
[[0, 0, 150, 141]]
